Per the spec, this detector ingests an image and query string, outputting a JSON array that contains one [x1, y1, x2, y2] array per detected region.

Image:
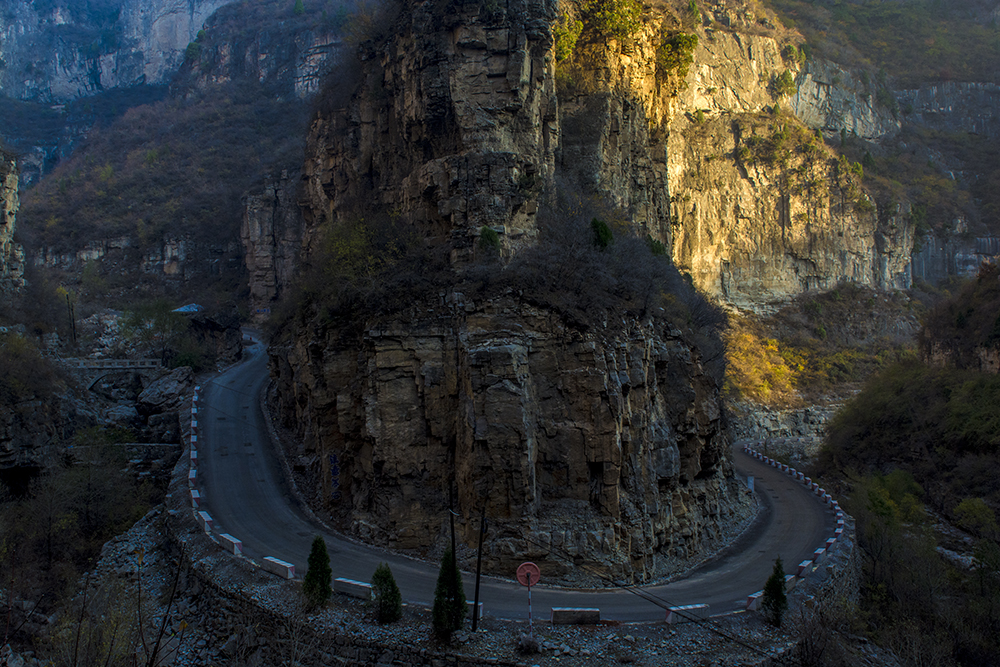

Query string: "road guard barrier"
[[197, 511, 213, 532], [219, 533, 243, 555], [666, 604, 710, 624], [334, 578, 372, 600], [262, 556, 295, 579], [550, 608, 600, 624], [740, 440, 848, 612]]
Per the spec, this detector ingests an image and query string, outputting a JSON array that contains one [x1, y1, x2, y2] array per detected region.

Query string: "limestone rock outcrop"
[[300, 0, 560, 261], [0, 0, 234, 102], [241, 172, 304, 320], [272, 296, 746, 582], [0, 151, 25, 294], [276, 0, 919, 580], [667, 112, 913, 311]]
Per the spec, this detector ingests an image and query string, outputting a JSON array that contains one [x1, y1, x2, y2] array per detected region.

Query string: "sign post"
[[516, 561, 541, 640]]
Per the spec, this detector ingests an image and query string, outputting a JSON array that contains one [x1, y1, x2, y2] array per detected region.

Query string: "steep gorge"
[[271, 0, 910, 579]]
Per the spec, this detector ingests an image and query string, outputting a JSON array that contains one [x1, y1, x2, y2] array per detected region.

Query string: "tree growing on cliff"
[[303, 536, 332, 609], [371, 562, 403, 624], [432, 547, 466, 640], [762, 557, 788, 627]]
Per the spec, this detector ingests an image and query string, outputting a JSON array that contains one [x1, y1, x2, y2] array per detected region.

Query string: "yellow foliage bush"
[[724, 318, 797, 405]]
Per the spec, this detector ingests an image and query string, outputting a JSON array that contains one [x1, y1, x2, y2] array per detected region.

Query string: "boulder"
[[136, 367, 194, 417]]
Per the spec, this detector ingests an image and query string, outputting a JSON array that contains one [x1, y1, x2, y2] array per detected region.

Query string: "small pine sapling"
[[303, 535, 332, 610], [761, 556, 789, 627], [371, 562, 403, 624], [431, 547, 466, 640]]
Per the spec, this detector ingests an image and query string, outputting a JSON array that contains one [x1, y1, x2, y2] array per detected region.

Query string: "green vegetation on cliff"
[[765, 0, 1000, 85], [825, 360, 1000, 511], [19, 85, 309, 254], [920, 263, 1000, 367], [725, 284, 916, 406], [277, 196, 727, 380]]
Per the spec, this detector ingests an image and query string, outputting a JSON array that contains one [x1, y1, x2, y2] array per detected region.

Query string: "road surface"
[[198, 334, 834, 622]]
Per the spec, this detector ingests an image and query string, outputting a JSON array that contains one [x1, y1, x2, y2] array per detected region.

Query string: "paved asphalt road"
[[198, 334, 834, 622]]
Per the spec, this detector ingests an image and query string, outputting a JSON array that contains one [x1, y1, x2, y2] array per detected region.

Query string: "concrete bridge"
[[62, 358, 165, 390]]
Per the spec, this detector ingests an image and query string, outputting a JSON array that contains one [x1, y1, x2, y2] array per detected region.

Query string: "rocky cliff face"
[[300, 0, 559, 260], [897, 82, 1000, 139], [241, 171, 303, 320], [298, 1, 912, 312], [177, 7, 345, 99], [275, 0, 921, 578], [667, 111, 912, 311], [0, 0, 234, 102], [272, 296, 747, 582], [664, 31, 909, 309], [0, 151, 25, 294]]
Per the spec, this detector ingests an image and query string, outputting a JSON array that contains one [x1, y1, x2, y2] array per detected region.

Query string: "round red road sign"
[[516, 561, 540, 587]]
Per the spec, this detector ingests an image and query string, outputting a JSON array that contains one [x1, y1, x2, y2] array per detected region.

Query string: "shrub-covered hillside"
[[920, 262, 1000, 369], [765, 0, 1000, 86], [18, 85, 309, 253], [724, 284, 918, 406]]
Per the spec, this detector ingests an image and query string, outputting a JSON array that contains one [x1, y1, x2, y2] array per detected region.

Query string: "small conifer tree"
[[371, 562, 403, 624], [431, 547, 466, 640], [591, 218, 613, 249], [303, 535, 332, 609], [294, 0, 305, 15], [761, 556, 789, 627]]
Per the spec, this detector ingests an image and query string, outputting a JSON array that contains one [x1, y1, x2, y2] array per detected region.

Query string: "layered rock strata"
[[241, 172, 304, 320], [0, 0, 233, 102], [272, 296, 746, 582], [0, 151, 25, 294], [278, 0, 918, 580]]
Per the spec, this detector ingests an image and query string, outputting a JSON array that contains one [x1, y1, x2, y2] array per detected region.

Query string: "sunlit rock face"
[[0, 151, 25, 294]]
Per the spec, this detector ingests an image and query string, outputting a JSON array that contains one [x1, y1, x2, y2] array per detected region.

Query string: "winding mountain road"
[[197, 334, 834, 622]]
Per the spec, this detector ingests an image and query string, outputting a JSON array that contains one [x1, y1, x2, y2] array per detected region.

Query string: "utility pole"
[[66, 292, 77, 347], [472, 502, 488, 631], [448, 484, 456, 557]]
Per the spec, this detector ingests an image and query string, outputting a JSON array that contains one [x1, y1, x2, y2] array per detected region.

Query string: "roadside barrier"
[[666, 604, 710, 624], [550, 608, 600, 624], [739, 441, 846, 610], [334, 578, 373, 600], [263, 556, 296, 579]]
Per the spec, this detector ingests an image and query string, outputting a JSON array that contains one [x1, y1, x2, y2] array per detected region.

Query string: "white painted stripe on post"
[[219, 533, 243, 555], [798, 560, 813, 576], [746, 591, 764, 611], [334, 578, 372, 600], [813, 548, 825, 564], [262, 557, 295, 579], [188, 469, 196, 488], [190, 489, 201, 508], [191, 434, 198, 445], [197, 511, 213, 532], [190, 449, 197, 462], [785, 574, 798, 591], [666, 604, 710, 624]]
